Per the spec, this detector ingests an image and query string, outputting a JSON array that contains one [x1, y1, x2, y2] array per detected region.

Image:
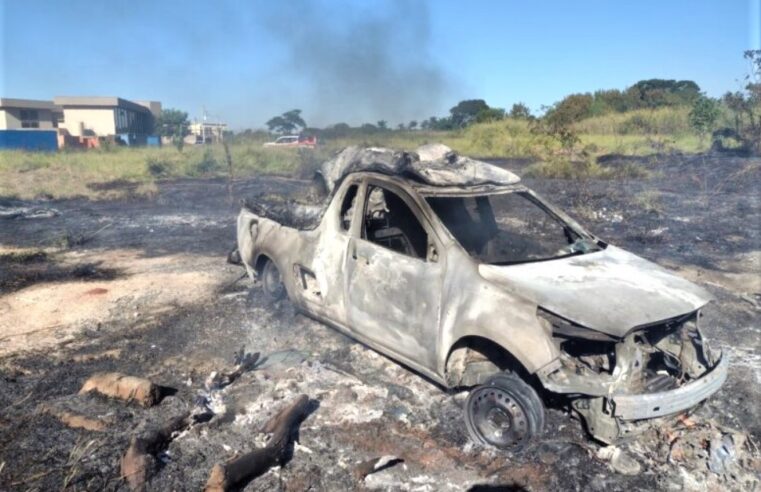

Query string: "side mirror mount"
[[428, 242, 439, 263]]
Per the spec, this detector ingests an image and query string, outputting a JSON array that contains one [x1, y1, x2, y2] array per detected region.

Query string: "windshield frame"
[[420, 186, 605, 266]]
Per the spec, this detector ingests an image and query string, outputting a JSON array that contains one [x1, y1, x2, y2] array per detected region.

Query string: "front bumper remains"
[[567, 353, 728, 443], [611, 352, 728, 420]]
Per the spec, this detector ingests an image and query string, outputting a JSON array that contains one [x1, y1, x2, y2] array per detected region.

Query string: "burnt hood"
[[479, 246, 713, 338]]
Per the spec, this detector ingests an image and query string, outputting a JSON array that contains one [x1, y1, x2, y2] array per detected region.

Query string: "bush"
[[173, 137, 185, 153], [524, 155, 648, 180], [633, 190, 663, 214], [574, 107, 692, 135], [192, 149, 219, 175], [689, 96, 720, 137], [145, 158, 170, 177], [296, 147, 322, 179], [17, 158, 50, 173], [546, 93, 594, 126], [620, 114, 653, 134]]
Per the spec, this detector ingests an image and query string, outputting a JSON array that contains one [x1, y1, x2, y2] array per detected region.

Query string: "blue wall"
[[0, 130, 57, 151]]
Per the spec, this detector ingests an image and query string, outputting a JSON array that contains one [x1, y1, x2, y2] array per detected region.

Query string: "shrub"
[[689, 96, 720, 137], [18, 158, 50, 173], [620, 114, 653, 134], [524, 155, 648, 180], [545, 93, 594, 126], [145, 158, 170, 177], [173, 137, 185, 153], [633, 190, 663, 214], [192, 149, 219, 175], [296, 147, 323, 179]]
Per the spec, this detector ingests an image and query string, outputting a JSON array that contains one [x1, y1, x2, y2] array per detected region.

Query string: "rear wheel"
[[464, 373, 545, 451], [227, 246, 241, 265], [260, 258, 286, 301]]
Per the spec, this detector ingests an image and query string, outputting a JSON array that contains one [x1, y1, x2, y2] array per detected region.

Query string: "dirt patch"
[[84, 287, 109, 296], [0, 248, 224, 356]]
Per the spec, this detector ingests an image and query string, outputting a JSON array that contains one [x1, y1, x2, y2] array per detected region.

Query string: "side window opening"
[[339, 184, 358, 231], [362, 185, 428, 259]]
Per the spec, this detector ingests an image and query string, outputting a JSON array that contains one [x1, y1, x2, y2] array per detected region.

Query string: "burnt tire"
[[227, 246, 242, 265], [464, 373, 545, 451], [260, 258, 286, 301]]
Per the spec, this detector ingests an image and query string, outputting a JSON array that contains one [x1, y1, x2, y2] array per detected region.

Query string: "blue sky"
[[1, 0, 758, 129]]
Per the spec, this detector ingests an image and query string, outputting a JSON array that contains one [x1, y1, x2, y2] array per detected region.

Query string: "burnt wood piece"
[[205, 394, 310, 492]]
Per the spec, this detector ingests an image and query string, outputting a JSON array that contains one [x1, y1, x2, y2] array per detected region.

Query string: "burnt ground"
[[0, 153, 760, 491]]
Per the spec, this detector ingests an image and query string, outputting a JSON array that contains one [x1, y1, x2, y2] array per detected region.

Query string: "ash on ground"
[[1, 155, 760, 491]]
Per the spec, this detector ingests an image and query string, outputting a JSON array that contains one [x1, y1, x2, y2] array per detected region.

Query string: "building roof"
[[0, 98, 60, 111], [53, 96, 151, 113], [190, 121, 227, 128], [135, 100, 162, 117]]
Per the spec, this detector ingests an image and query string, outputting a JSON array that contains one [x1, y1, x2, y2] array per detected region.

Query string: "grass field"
[[0, 108, 715, 200]]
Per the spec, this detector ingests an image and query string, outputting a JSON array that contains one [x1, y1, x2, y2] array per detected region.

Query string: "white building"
[[0, 98, 62, 130], [188, 121, 227, 144], [53, 96, 161, 138]]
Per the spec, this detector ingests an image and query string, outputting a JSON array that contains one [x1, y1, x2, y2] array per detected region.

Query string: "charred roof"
[[318, 144, 521, 193]]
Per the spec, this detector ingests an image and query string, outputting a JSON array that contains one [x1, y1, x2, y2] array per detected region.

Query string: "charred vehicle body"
[[234, 144, 727, 450]]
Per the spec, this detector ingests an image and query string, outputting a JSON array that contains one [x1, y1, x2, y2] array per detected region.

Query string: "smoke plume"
[[257, 0, 453, 127]]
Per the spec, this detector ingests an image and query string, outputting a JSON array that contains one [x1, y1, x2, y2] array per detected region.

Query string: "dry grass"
[[0, 108, 713, 200], [633, 190, 664, 214], [0, 144, 305, 200]]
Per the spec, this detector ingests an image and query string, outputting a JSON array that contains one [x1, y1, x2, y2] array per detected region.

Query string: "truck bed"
[[242, 195, 328, 231]]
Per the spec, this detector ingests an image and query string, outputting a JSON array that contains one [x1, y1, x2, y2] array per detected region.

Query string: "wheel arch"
[[444, 335, 533, 388], [253, 253, 272, 279]]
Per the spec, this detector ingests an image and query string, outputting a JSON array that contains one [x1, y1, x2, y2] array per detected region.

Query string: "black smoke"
[[257, 0, 453, 127]]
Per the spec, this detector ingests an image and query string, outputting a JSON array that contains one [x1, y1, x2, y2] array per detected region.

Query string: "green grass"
[[573, 107, 693, 135], [577, 133, 706, 155], [0, 106, 714, 200], [442, 120, 548, 158]]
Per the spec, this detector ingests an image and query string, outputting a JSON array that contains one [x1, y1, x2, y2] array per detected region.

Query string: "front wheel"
[[260, 258, 286, 301], [464, 373, 545, 451]]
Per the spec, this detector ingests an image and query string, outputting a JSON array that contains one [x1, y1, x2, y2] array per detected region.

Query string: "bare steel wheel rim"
[[262, 261, 284, 298], [468, 386, 529, 448]]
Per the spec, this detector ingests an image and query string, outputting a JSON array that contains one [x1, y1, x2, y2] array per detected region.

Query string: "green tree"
[[546, 93, 594, 126], [329, 123, 351, 137], [629, 79, 701, 108], [508, 103, 532, 119], [266, 109, 307, 134], [589, 89, 634, 115], [424, 115, 455, 130], [376, 120, 388, 130], [408, 120, 418, 130], [155, 109, 190, 138], [449, 99, 490, 127], [689, 96, 720, 138], [475, 108, 505, 123], [723, 91, 750, 132], [744, 50, 761, 130]]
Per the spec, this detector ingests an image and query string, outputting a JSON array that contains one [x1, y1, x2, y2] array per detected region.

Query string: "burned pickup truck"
[[234, 144, 727, 450]]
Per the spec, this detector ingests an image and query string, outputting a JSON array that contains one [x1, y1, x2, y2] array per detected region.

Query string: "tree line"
[[156, 51, 760, 154]]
